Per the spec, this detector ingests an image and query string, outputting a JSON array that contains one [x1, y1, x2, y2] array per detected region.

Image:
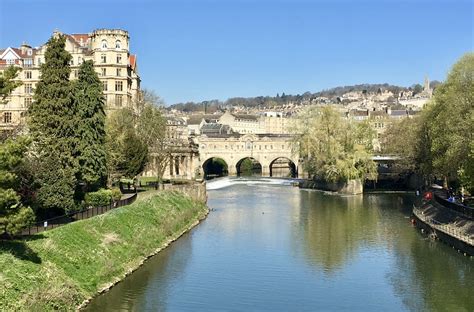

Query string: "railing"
[[21, 193, 137, 236], [413, 207, 474, 246], [433, 191, 474, 220]]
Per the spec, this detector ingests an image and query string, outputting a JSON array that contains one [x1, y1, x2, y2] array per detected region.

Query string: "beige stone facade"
[[197, 133, 300, 177], [0, 28, 140, 131]]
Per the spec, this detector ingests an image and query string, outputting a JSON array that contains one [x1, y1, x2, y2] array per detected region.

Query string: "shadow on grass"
[[0, 235, 44, 264]]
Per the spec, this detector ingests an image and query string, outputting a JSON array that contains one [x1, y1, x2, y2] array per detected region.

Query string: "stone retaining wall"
[[162, 181, 207, 203], [299, 179, 363, 195]]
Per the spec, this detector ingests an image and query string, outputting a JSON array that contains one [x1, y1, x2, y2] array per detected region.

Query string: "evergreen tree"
[[74, 60, 107, 191], [28, 34, 78, 212], [0, 66, 22, 104], [0, 137, 35, 237]]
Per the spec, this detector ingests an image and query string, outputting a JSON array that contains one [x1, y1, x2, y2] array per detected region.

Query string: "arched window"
[[101, 40, 108, 49], [115, 40, 121, 49]]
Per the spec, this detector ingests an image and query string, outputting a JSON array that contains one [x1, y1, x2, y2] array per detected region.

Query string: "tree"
[[0, 137, 35, 237], [28, 34, 78, 212], [0, 66, 22, 104], [121, 128, 148, 178], [136, 90, 168, 184], [425, 53, 473, 191], [294, 106, 377, 182], [74, 60, 107, 192], [411, 84, 423, 95], [106, 108, 148, 184], [382, 53, 473, 192]]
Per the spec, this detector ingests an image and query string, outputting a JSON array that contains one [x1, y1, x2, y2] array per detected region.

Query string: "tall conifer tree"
[[28, 34, 77, 212], [74, 60, 107, 191]]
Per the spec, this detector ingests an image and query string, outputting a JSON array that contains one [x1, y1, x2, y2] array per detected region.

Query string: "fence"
[[413, 207, 474, 246], [21, 193, 137, 236], [433, 191, 474, 220]]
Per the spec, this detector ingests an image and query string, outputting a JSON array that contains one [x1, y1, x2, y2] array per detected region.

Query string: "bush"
[[111, 188, 122, 202], [84, 189, 112, 207]]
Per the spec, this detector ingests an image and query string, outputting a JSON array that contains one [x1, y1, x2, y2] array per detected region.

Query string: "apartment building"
[[0, 29, 140, 131]]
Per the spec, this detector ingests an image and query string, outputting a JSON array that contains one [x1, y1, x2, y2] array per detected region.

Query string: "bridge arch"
[[236, 157, 262, 176], [269, 157, 297, 178], [202, 157, 229, 180]]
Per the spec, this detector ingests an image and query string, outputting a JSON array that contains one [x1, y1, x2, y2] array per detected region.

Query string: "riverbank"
[[412, 191, 474, 256], [0, 190, 209, 311]]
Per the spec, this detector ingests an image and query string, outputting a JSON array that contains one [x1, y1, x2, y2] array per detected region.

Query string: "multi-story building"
[[0, 29, 140, 131]]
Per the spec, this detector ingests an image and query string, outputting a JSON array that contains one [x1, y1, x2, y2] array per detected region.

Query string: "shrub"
[[84, 189, 112, 207], [111, 188, 122, 202]]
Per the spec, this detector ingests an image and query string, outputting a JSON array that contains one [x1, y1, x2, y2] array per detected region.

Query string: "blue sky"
[[0, 0, 472, 105]]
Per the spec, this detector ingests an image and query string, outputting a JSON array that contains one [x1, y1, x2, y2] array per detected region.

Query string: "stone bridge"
[[195, 133, 301, 178]]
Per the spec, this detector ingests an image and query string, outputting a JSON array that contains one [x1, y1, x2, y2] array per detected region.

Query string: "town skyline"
[[1, 0, 472, 105]]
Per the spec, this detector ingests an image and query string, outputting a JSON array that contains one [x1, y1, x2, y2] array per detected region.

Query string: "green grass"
[[0, 191, 208, 311]]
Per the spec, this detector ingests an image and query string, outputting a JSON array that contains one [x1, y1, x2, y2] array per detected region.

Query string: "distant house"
[[349, 109, 369, 121], [389, 110, 408, 119]]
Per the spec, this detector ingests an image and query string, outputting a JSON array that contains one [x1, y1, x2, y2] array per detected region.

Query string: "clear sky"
[[0, 0, 472, 105]]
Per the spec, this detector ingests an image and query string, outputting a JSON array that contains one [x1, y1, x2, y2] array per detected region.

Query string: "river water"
[[85, 178, 474, 311]]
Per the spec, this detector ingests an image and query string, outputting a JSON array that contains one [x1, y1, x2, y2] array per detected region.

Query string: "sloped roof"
[[70, 34, 90, 47], [231, 113, 259, 121], [129, 55, 136, 70], [390, 110, 408, 116]]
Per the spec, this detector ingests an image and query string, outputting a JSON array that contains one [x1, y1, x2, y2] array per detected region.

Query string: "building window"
[[101, 40, 108, 49], [101, 68, 106, 76], [73, 70, 78, 78], [3, 112, 12, 123], [102, 81, 108, 91], [24, 84, 33, 94], [115, 40, 121, 49], [37, 58, 42, 65], [6, 59, 15, 65], [24, 58, 33, 67], [101, 54, 106, 63], [115, 94, 123, 107], [116, 68, 121, 76], [24, 97, 32, 107], [115, 81, 123, 91], [25, 71, 32, 79], [70, 59, 74, 66], [78, 57, 82, 65], [116, 54, 122, 64]]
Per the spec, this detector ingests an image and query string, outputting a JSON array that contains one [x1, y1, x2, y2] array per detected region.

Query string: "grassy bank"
[[0, 191, 208, 311]]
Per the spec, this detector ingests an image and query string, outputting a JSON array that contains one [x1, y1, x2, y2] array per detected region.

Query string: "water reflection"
[[295, 191, 380, 273], [86, 182, 474, 312], [389, 223, 474, 312], [84, 232, 193, 311]]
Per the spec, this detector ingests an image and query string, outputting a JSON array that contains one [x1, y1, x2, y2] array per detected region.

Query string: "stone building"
[[0, 29, 140, 131]]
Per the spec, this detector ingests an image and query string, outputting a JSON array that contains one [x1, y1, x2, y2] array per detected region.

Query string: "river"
[[85, 178, 474, 311]]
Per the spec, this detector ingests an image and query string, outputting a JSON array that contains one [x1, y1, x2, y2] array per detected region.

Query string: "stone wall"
[[162, 181, 207, 203], [299, 179, 363, 195]]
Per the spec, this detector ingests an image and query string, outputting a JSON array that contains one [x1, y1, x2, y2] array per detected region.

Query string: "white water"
[[205, 176, 298, 190]]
